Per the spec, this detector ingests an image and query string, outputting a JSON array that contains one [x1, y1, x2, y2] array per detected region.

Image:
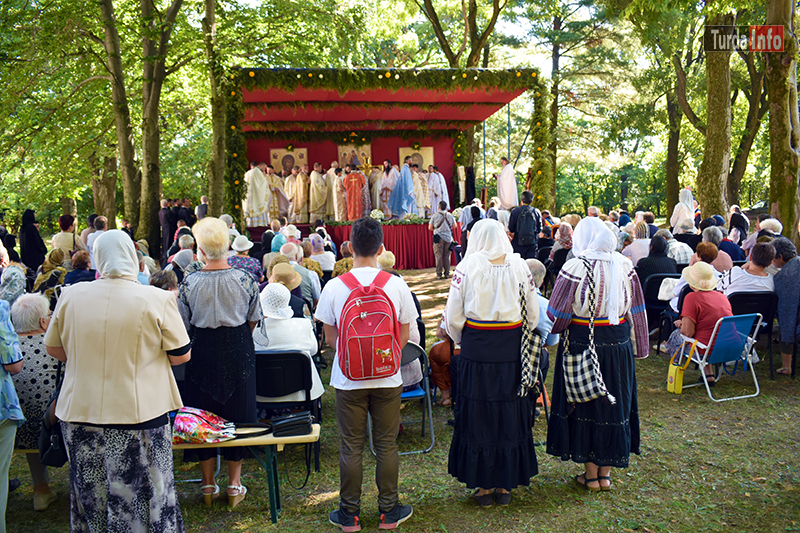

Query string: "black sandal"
[[598, 476, 612, 492], [575, 473, 600, 492]]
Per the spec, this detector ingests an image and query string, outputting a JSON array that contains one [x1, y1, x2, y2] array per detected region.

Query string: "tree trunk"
[[548, 16, 561, 210], [91, 156, 118, 228], [696, 13, 733, 218], [60, 197, 77, 217], [99, 0, 139, 230], [136, 0, 184, 250], [728, 52, 767, 207], [665, 88, 682, 217], [203, 0, 226, 218], [767, 0, 800, 243]]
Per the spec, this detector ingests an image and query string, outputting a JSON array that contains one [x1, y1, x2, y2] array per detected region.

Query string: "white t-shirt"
[[717, 266, 774, 296], [316, 267, 417, 390], [86, 230, 106, 267], [309, 251, 336, 271]]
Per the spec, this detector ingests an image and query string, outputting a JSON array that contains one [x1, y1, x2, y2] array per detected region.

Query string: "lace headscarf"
[[572, 217, 627, 325], [94, 230, 138, 281], [556, 222, 573, 249], [462, 219, 514, 262]]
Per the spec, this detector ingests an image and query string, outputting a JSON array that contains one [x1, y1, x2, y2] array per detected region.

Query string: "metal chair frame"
[[677, 313, 762, 402], [367, 342, 435, 456]]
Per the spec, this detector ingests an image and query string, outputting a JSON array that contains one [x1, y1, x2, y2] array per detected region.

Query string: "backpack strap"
[[338, 271, 360, 291], [339, 269, 392, 290], [371, 269, 393, 289]]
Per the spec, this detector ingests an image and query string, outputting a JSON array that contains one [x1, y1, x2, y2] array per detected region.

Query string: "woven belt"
[[570, 316, 627, 326], [465, 318, 522, 330]]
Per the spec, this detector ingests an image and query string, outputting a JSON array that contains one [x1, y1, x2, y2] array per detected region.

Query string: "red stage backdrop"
[[247, 137, 456, 207]]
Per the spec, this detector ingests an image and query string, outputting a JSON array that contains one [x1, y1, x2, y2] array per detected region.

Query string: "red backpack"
[[337, 270, 401, 381]]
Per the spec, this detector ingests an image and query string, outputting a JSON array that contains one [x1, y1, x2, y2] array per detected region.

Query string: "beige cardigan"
[[44, 279, 189, 425]]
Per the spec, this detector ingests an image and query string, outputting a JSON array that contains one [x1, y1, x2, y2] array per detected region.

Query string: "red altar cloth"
[[248, 223, 460, 271], [327, 223, 460, 270]]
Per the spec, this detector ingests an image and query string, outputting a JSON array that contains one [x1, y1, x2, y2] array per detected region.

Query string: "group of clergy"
[[243, 156, 450, 227]]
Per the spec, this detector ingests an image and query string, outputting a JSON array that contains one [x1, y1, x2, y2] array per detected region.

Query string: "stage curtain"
[[329, 223, 461, 270]]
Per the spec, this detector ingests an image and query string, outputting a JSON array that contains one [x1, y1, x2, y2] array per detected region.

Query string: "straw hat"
[[682, 262, 718, 292], [259, 283, 293, 320], [231, 235, 254, 252], [269, 263, 301, 291]]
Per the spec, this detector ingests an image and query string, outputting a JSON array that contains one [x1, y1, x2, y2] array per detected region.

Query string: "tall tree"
[[766, 0, 800, 242], [202, 0, 225, 218]]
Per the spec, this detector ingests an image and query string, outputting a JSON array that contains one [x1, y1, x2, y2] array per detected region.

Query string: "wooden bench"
[[17, 424, 320, 524]]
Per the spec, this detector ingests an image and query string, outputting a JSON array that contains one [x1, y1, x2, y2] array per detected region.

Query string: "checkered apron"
[[518, 283, 543, 397], [562, 258, 616, 405]]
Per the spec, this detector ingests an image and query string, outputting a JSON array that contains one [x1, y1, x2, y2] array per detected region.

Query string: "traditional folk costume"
[[387, 163, 417, 218], [413, 170, 430, 216], [546, 217, 648, 469], [497, 163, 518, 210], [344, 171, 365, 221], [294, 171, 310, 224], [309, 169, 328, 224], [444, 219, 540, 490], [244, 166, 270, 227]]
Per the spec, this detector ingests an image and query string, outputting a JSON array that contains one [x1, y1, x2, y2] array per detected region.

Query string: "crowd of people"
[[243, 157, 451, 227], [0, 181, 796, 532]]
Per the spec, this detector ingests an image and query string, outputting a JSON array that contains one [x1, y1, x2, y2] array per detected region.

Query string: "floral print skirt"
[[61, 421, 184, 533]]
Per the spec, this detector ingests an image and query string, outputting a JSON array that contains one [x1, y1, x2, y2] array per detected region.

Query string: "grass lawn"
[[8, 268, 800, 532]]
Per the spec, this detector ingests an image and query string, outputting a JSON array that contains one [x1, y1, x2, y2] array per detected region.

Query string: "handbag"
[[562, 258, 616, 405], [432, 234, 441, 244], [172, 407, 237, 444], [272, 410, 313, 437], [38, 362, 68, 468], [667, 341, 697, 394]]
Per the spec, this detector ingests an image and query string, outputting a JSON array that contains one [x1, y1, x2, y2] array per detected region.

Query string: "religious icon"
[[399, 147, 434, 169], [338, 143, 371, 169], [271, 148, 308, 173]]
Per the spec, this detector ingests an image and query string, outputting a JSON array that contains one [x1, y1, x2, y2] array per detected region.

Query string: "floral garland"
[[225, 68, 551, 223]]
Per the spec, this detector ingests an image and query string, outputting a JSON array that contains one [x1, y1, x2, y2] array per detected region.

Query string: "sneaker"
[[378, 504, 413, 529], [329, 508, 361, 532]]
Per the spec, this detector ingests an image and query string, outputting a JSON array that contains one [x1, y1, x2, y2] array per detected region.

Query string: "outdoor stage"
[[248, 222, 461, 270]]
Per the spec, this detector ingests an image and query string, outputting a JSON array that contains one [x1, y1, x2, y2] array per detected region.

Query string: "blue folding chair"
[[676, 313, 762, 402], [368, 341, 435, 455]]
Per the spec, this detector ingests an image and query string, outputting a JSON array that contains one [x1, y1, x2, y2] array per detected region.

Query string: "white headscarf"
[[678, 188, 694, 212], [94, 230, 138, 281], [463, 219, 513, 262], [572, 217, 627, 325]]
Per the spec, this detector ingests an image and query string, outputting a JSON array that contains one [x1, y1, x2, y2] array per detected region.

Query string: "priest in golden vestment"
[[332, 166, 348, 221], [294, 164, 310, 224], [309, 162, 328, 224], [284, 168, 297, 222], [264, 165, 288, 222], [412, 164, 430, 217], [326, 161, 337, 221], [244, 161, 270, 227]]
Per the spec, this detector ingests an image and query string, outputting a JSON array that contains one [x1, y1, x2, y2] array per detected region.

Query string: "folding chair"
[[255, 351, 321, 471], [641, 273, 682, 333], [676, 313, 762, 402], [368, 342, 435, 456], [728, 292, 778, 379]]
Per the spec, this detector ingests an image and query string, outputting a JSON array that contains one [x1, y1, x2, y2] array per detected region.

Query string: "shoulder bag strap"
[[579, 257, 597, 354], [338, 271, 359, 291], [372, 269, 392, 289]]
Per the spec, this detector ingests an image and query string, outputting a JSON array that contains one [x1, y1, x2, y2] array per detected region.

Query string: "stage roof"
[[237, 68, 543, 138]]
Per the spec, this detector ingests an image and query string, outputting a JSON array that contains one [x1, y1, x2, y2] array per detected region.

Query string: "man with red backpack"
[[316, 216, 417, 531]]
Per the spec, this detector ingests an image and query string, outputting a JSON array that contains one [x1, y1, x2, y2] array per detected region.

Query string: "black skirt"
[[546, 320, 640, 468], [182, 323, 256, 462], [448, 325, 538, 490]]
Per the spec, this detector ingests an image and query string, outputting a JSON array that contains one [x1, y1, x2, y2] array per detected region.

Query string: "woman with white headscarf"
[[670, 188, 696, 232], [44, 230, 191, 531], [546, 217, 648, 492], [443, 219, 539, 507]]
